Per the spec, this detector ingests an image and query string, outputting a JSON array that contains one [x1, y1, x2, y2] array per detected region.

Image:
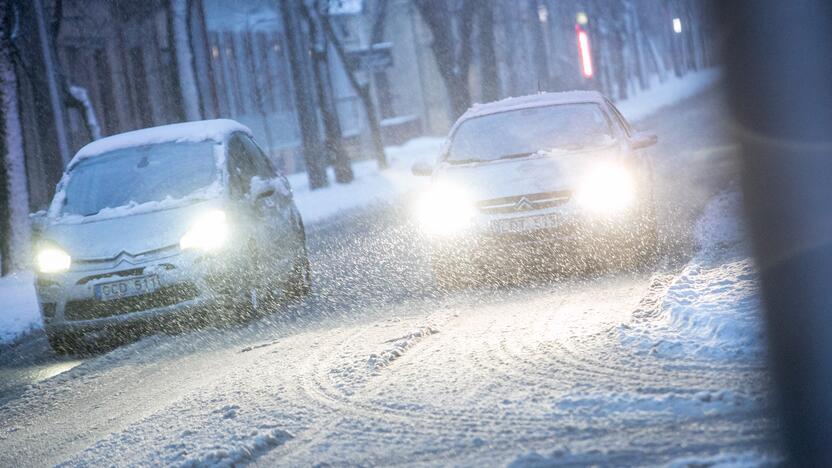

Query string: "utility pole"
[[280, 0, 328, 189], [33, 0, 70, 166]]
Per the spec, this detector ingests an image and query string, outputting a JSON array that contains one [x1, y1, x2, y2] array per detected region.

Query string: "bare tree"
[[476, 1, 499, 102], [413, 0, 475, 119], [299, 0, 354, 183], [280, 0, 329, 189], [170, 0, 201, 121], [317, 0, 388, 170], [0, 0, 31, 274], [49, 0, 101, 140]]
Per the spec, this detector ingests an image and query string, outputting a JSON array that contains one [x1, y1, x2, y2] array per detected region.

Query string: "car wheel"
[[47, 331, 86, 355], [285, 248, 312, 300]]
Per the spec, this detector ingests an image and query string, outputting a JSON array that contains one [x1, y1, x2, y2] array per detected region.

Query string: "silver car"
[[412, 91, 659, 288], [34, 120, 310, 353]]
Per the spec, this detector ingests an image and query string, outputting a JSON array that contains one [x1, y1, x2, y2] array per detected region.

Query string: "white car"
[[35, 120, 310, 353], [413, 91, 659, 287]]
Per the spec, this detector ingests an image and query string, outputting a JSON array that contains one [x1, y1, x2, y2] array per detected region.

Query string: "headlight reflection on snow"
[[416, 183, 476, 235]]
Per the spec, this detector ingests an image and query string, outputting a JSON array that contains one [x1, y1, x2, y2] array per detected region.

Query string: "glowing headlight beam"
[[576, 163, 636, 213], [180, 210, 230, 251], [416, 184, 476, 235], [36, 247, 71, 273]]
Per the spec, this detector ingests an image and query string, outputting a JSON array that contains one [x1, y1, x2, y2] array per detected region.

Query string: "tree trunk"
[[281, 0, 328, 189], [316, 55, 353, 183], [528, 0, 550, 91], [414, 0, 474, 119], [68, 85, 102, 140], [299, 2, 353, 183], [319, 12, 388, 170], [170, 0, 201, 121], [0, 1, 31, 274], [477, 2, 500, 102]]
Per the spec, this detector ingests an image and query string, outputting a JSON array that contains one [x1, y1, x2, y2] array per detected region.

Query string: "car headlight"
[[36, 246, 71, 273], [575, 162, 636, 213], [180, 210, 230, 251], [416, 183, 476, 235]]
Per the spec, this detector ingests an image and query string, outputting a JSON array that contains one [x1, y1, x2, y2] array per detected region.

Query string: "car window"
[[62, 141, 218, 217], [227, 134, 258, 197], [447, 103, 615, 163], [241, 136, 276, 179], [606, 99, 633, 136]]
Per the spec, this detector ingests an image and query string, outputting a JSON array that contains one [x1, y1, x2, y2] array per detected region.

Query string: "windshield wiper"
[[496, 151, 536, 160], [447, 158, 485, 165]]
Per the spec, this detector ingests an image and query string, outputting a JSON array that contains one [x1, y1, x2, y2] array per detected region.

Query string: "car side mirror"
[[411, 160, 434, 177], [248, 176, 275, 202], [630, 132, 658, 150], [29, 210, 48, 238]]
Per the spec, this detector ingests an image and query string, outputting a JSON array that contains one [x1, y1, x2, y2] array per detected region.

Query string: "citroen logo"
[[514, 197, 534, 211]]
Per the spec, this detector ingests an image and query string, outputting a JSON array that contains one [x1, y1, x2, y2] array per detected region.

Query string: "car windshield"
[[61, 141, 218, 217], [447, 103, 614, 163]]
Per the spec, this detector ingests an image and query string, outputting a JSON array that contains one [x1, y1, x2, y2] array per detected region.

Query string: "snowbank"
[[0, 271, 40, 344], [666, 450, 781, 468], [618, 190, 766, 362], [617, 69, 721, 122]]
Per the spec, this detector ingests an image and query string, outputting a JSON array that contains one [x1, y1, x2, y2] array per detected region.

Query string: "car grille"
[[477, 191, 571, 215], [76, 264, 176, 285], [64, 283, 199, 321]]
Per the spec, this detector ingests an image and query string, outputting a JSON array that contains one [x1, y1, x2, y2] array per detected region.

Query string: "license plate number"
[[492, 214, 561, 234], [94, 275, 161, 301]]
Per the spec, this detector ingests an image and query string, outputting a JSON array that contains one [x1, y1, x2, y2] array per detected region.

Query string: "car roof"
[[456, 90, 607, 125], [68, 119, 252, 170]]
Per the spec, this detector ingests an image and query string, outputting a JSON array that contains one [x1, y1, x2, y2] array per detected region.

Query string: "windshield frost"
[[447, 103, 614, 163], [62, 141, 218, 217]]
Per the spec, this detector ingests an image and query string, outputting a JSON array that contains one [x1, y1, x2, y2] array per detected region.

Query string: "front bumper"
[[425, 202, 654, 266], [36, 246, 250, 333]]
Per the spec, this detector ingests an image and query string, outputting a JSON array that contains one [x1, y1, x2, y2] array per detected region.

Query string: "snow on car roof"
[[458, 90, 607, 123], [69, 119, 252, 169]]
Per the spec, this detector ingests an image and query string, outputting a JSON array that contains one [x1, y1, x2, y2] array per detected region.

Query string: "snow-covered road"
[[0, 88, 780, 466]]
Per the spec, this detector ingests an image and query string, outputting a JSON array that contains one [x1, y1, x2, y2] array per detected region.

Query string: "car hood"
[[42, 199, 222, 261], [433, 146, 623, 201]]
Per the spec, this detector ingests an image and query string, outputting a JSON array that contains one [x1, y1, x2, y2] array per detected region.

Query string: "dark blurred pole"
[[280, 0, 328, 189], [718, 1, 832, 465]]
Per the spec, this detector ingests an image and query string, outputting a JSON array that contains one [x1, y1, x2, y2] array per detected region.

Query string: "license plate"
[[94, 275, 161, 301], [491, 214, 561, 234]]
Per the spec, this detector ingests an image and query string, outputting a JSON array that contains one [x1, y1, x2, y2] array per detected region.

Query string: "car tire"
[[47, 331, 85, 355], [286, 249, 312, 300]]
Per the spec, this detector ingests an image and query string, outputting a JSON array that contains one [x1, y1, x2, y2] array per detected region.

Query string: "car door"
[[226, 134, 273, 284], [238, 134, 297, 278]]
